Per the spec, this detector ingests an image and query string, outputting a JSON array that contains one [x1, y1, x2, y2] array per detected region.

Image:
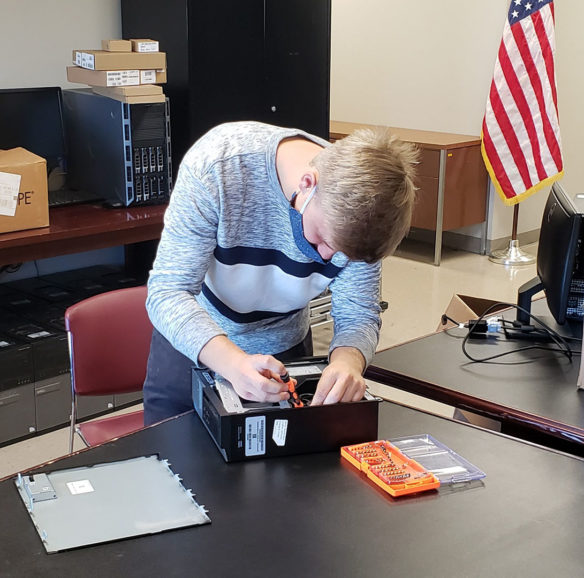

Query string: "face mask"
[[288, 186, 326, 264]]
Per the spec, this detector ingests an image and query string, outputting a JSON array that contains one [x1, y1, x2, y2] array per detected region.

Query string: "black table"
[[367, 299, 584, 455], [2, 402, 584, 577]]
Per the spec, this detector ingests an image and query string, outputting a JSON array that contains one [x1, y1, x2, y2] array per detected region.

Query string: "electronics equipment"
[[0, 333, 34, 391], [0, 87, 101, 207], [0, 87, 66, 177], [62, 89, 172, 208], [0, 312, 69, 382], [192, 357, 380, 462], [517, 183, 584, 325]]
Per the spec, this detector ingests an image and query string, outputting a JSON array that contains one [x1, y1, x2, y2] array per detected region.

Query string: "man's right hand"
[[198, 335, 290, 403]]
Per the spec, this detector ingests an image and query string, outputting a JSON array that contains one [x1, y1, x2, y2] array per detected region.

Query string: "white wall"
[[1, 0, 581, 242], [331, 0, 584, 241], [0, 0, 121, 88]]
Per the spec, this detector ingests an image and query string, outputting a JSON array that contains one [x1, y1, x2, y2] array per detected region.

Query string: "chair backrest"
[[65, 286, 153, 397]]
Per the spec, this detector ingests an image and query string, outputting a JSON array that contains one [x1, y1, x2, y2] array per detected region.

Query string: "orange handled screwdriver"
[[280, 371, 304, 408]]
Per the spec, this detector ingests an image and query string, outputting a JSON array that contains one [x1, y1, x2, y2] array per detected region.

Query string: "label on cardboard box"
[[132, 39, 159, 52], [67, 66, 143, 87], [140, 70, 156, 84], [0, 171, 21, 216], [74, 51, 96, 69], [106, 70, 141, 86]]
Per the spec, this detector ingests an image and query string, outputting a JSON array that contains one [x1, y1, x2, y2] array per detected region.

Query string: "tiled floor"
[[0, 240, 539, 480]]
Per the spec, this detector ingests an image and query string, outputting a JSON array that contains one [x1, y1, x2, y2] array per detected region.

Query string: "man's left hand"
[[311, 347, 366, 405]]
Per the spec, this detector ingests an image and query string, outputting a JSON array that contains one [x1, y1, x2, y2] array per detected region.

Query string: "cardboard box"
[[90, 84, 163, 97], [66, 66, 167, 87], [0, 148, 49, 234], [130, 38, 159, 53], [72, 49, 166, 71], [101, 39, 132, 52], [438, 294, 509, 331], [90, 87, 166, 104]]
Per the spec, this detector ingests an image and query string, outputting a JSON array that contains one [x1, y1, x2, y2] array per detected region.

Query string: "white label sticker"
[[140, 70, 156, 84], [79, 52, 95, 70], [27, 331, 51, 339], [0, 171, 20, 217], [135, 41, 159, 53], [272, 420, 288, 447], [66, 480, 94, 495], [245, 416, 266, 456], [106, 70, 140, 86], [288, 365, 322, 377]]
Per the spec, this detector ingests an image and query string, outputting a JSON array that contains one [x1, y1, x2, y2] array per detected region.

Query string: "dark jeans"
[[143, 328, 313, 426]]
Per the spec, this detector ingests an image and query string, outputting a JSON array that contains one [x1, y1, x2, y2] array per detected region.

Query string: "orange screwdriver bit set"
[[342, 435, 486, 497], [341, 440, 441, 497]]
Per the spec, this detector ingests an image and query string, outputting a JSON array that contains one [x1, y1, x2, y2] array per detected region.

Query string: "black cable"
[[461, 301, 574, 363], [441, 313, 463, 327], [0, 263, 23, 275]]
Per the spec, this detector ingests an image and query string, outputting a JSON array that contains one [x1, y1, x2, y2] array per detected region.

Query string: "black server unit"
[[62, 89, 172, 207], [121, 0, 331, 174]]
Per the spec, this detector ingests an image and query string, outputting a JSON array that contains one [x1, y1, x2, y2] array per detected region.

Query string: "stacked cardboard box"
[[67, 38, 167, 103]]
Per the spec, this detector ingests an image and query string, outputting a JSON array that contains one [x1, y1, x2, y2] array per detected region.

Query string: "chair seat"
[[77, 410, 144, 447]]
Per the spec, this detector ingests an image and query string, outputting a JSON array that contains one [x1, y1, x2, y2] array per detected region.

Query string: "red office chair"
[[65, 285, 153, 453]]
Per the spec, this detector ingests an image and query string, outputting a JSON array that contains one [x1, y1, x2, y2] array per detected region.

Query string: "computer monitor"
[[517, 182, 584, 325], [0, 86, 67, 182]]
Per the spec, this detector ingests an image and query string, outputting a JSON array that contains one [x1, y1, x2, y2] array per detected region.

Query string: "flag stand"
[[488, 204, 535, 265]]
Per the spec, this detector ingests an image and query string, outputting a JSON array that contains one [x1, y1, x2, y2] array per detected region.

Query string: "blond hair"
[[311, 127, 418, 263]]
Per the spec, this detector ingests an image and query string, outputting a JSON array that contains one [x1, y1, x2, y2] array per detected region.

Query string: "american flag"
[[481, 0, 563, 205]]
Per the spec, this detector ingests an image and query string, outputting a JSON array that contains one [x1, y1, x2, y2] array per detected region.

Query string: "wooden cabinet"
[[330, 121, 489, 265], [122, 0, 331, 175]]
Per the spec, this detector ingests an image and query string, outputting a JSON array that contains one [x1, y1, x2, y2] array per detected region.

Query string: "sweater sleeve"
[[145, 162, 227, 365], [328, 259, 382, 366]]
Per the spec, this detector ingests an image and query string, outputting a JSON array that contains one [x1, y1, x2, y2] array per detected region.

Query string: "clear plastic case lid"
[[390, 434, 486, 484]]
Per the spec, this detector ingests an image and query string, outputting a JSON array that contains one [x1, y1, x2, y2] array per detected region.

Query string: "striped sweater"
[[146, 121, 381, 367]]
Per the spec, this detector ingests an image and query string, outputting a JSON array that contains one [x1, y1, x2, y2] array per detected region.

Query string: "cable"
[[441, 313, 464, 327], [0, 263, 23, 275], [460, 301, 574, 363]]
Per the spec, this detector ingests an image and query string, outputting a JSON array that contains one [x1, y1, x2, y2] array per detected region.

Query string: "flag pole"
[[481, 0, 560, 267], [488, 204, 535, 265]]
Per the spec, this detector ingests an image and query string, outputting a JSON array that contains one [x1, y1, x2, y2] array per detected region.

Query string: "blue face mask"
[[288, 186, 326, 264]]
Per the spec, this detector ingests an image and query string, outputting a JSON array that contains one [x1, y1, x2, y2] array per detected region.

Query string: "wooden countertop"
[[330, 120, 481, 149], [0, 202, 167, 265]]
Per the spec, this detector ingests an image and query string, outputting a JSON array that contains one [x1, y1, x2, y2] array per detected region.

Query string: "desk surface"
[[1, 402, 583, 577], [367, 300, 584, 450], [0, 203, 166, 266]]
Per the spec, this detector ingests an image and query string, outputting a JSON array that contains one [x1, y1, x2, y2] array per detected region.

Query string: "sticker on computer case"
[[245, 416, 266, 456], [288, 365, 322, 377], [66, 480, 94, 495], [272, 420, 288, 447]]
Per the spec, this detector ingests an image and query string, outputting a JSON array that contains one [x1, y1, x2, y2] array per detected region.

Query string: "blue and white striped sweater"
[[146, 121, 381, 367]]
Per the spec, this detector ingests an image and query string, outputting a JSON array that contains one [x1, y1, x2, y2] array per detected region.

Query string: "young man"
[[143, 121, 417, 426]]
